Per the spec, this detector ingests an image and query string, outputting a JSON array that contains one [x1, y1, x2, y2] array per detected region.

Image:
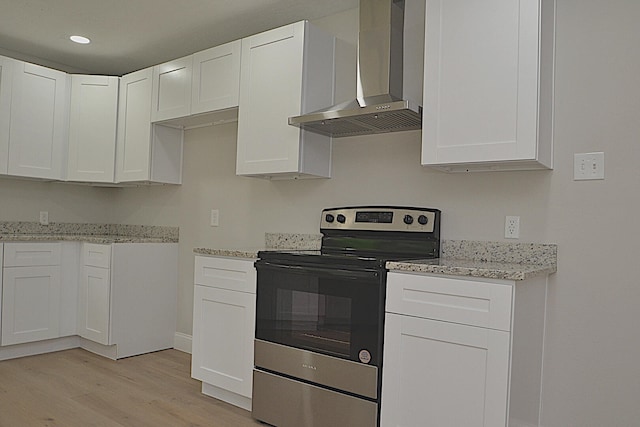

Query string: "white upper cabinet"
[[151, 55, 193, 122], [67, 75, 119, 183], [0, 56, 14, 174], [191, 40, 241, 115], [116, 67, 183, 184], [151, 41, 241, 128], [236, 21, 335, 179], [8, 61, 69, 179], [421, 0, 555, 172]]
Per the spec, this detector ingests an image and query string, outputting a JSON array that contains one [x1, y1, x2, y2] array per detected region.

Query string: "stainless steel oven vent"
[[289, 0, 423, 138]]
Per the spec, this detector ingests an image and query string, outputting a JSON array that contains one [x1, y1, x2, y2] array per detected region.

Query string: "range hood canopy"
[[289, 0, 422, 138]]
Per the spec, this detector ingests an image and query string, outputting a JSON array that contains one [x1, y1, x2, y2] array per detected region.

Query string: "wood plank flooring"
[[0, 348, 262, 427]]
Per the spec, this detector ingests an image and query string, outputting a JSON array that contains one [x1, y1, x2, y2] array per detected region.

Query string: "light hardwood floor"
[[0, 348, 262, 427]]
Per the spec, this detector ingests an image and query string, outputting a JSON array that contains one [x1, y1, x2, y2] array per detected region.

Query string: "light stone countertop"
[[0, 222, 179, 244], [194, 236, 557, 281]]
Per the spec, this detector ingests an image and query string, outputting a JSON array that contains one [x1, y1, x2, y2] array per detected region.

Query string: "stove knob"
[[403, 214, 414, 225], [418, 215, 429, 225], [325, 214, 335, 223], [337, 214, 346, 224]]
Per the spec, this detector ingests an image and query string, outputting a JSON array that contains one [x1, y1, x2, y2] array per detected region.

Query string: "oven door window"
[[255, 263, 382, 365]]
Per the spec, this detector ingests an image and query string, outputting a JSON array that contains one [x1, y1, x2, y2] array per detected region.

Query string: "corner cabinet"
[[381, 272, 548, 427], [0, 56, 14, 174], [116, 67, 183, 184], [421, 0, 555, 172], [8, 61, 69, 180], [236, 21, 335, 179], [77, 243, 178, 359], [67, 75, 119, 183], [192, 255, 257, 411]]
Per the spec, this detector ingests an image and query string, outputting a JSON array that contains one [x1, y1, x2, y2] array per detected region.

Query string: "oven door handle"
[[256, 261, 381, 280]]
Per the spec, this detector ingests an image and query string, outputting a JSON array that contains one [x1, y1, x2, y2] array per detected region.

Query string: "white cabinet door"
[[8, 61, 69, 179], [192, 284, 256, 399], [151, 55, 193, 122], [192, 40, 241, 115], [77, 265, 110, 345], [116, 67, 153, 182], [116, 68, 183, 184], [381, 313, 510, 427], [0, 56, 14, 174], [1, 265, 62, 346], [67, 75, 119, 182], [421, 0, 553, 171], [236, 21, 334, 179]]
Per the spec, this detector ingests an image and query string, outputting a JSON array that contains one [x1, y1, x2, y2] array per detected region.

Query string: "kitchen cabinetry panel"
[[77, 244, 111, 345], [67, 75, 119, 182], [2, 266, 61, 346], [382, 313, 510, 427], [0, 56, 14, 174], [8, 61, 69, 179], [192, 255, 256, 410], [382, 271, 548, 427], [421, 0, 554, 171], [236, 20, 335, 179], [151, 55, 193, 122], [116, 68, 183, 184], [191, 40, 241, 115]]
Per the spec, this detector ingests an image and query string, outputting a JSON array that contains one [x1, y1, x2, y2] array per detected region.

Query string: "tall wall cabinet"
[[236, 21, 335, 179], [0, 57, 13, 174], [67, 75, 119, 182], [116, 68, 183, 184], [8, 62, 69, 180], [421, 0, 555, 172]]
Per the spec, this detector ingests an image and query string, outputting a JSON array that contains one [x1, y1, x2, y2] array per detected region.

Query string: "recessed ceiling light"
[[70, 35, 91, 44]]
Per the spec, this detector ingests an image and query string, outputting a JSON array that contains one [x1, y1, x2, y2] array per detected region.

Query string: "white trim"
[[202, 382, 251, 411], [0, 336, 79, 361], [173, 332, 192, 354]]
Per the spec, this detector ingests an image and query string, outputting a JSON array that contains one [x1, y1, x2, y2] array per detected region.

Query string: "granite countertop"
[[195, 235, 557, 281], [386, 258, 556, 281], [0, 222, 179, 244]]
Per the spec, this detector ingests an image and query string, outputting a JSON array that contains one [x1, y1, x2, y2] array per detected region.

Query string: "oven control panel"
[[321, 206, 440, 233]]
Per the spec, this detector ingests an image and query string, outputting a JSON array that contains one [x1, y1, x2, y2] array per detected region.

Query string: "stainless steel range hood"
[[289, 0, 422, 138]]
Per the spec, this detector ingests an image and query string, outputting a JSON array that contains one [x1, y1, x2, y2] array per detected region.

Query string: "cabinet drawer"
[[83, 243, 112, 268], [194, 256, 256, 293], [3, 242, 62, 267], [386, 272, 513, 332]]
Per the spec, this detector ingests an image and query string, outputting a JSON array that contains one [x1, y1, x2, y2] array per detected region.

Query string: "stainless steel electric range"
[[252, 206, 441, 427]]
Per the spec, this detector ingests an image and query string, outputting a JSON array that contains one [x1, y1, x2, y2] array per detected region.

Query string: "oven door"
[[255, 260, 384, 367]]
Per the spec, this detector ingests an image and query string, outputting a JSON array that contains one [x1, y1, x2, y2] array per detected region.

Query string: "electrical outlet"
[[210, 209, 219, 227], [574, 152, 605, 180], [39, 211, 49, 226], [505, 216, 520, 239]]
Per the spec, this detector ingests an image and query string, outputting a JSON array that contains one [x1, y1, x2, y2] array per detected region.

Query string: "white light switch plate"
[[574, 152, 604, 180], [210, 209, 219, 227]]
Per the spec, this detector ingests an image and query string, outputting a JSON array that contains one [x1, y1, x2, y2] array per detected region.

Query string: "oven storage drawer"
[[194, 255, 256, 293], [252, 369, 378, 427], [386, 272, 513, 331]]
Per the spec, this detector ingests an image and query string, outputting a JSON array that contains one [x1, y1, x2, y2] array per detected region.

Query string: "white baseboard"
[[173, 332, 192, 354]]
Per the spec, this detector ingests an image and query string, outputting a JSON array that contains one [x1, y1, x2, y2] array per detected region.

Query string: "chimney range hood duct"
[[289, 0, 422, 138]]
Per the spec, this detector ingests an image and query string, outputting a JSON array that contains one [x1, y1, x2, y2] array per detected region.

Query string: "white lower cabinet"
[[1, 243, 63, 346], [192, 255, 256, 411], [77, 243, 178, 359], [381, 272, 548, 427]]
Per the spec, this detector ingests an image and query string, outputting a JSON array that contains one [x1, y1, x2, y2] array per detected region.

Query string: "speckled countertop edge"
[[194, 235, 557, 281], [0, 222, 179, 243]]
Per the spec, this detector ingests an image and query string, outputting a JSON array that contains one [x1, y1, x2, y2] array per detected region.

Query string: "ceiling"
[[0, 0, 358, 76]]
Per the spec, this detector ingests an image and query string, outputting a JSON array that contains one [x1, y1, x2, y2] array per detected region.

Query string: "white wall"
[[0, 178, 116, 222], [2, 1, 639, 425]]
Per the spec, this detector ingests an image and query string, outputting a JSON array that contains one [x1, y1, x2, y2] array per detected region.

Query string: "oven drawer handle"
[[256, 262, 380, 280]]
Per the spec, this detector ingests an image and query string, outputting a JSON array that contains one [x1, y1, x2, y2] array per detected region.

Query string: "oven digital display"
[[355, 211, 393, 223]]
